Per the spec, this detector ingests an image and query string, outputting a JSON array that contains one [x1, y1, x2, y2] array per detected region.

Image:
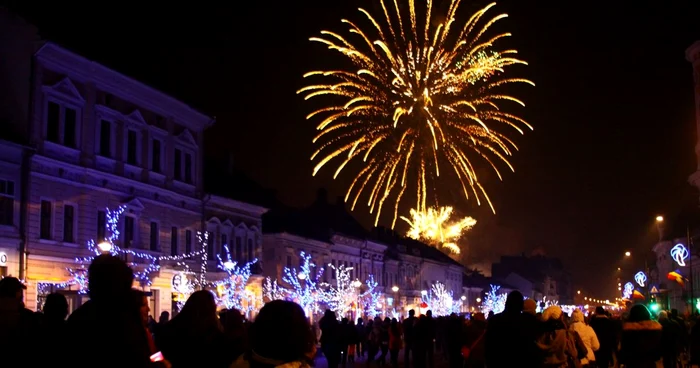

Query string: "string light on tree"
[[359, 274, 380, 318], [422, 281, 456, 316], [321, 263, 357, 318], [214, 245, 258, 312], [263, 277, 288, 302], [481, 284, 507, 315], [71, 206, 207, 287], [282, 251, 324, 316]]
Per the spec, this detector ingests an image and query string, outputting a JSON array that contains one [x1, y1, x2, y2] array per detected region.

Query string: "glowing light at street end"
[[671, 244, 689, 267], [402, 206, 476, 255], [301, 1, 533, 227], [623, 282, 634, 299], [634, 271, 647, 287]]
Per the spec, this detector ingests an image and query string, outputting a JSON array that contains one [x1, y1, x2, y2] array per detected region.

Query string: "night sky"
[[6, 0, 700, 298]]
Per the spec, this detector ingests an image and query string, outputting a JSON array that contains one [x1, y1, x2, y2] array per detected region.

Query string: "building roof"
[[204, 156, 279, 210], [262, 188, 369, 242], [371, 227, 463, 267]]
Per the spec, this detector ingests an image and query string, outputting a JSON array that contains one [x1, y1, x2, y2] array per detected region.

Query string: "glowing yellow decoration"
[[401, 206, 475, 254], [300, 1, 533, 227]]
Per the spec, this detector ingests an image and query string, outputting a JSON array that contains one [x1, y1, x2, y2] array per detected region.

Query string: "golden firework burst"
[[299, 0, 533, 227], [401, 206, 476, 254]]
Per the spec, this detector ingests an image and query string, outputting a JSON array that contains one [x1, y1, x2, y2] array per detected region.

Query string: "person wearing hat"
[[0, 276, 39, 362]]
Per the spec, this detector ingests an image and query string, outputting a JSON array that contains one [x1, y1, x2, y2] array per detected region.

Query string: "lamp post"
[[353, 279, 362, 319], [97, 241, 112, 254], [391, 285, 399, 314]]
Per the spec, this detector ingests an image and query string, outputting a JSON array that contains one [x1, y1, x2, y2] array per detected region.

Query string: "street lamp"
[[298, 273, 307, 281], [391, 285, 399, 293], [577, 290, 581, 295], [656, 216, 664, 223], [476, 297, 481, 303], [97, 241, 112, 254], [625, 251, 631, 257]]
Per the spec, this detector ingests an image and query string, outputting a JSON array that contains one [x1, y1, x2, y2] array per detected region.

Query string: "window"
[[126, 130, 138, 165], [221, 234, 228, 255], [40, 200, 52, 240], [235, 237, 242, 263], [63, 204, 75, 243], [46, 100, 80, 148], [124, 216, 135, 248], [185, 230, 193, 253], [247, 238, 253, 262], [286, 255, 292, 268], [99, 120, 111, 157], [184, 153, 193, 184], [174, 149, 182, 181], [185, 230, 192, 253], [97, 210, 106, 240], [151, 139, 162, 173], [47, 102, 60, 143], [0, 180, 14, 226], [171, 227, 178, 256], [208, 233, 215, 256], [64, 107, 77, 148], [150, 222, 159, 251]]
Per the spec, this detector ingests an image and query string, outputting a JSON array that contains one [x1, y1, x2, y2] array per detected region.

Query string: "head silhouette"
[[504, 291, 524, 313], [87, 255, 133, 302], [250, 300, 315, 364]]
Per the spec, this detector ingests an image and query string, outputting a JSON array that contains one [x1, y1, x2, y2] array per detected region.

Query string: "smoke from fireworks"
[[299, 0, 533, 227], [401, 206, 476, 254]]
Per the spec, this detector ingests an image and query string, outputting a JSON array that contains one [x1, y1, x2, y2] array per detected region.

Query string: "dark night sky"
[[6, 0, 700, 298]]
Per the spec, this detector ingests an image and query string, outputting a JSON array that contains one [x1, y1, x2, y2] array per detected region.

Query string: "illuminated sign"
[[670, 244, 689, 267], [634, 271, 647, 287], [623, 282, 634, 299]]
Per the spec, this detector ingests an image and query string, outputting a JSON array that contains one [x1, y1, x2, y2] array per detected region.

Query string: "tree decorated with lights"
[[322, 263, 357, 318], [69, 205, 207, 288], [214, 245, 258, 312], [421, 281, 455, 316], [283, 251, 324, 316], [482, 284, 507, 315], [171, 265, 197, 312], [359, 274, 381, 318], [263, 277, 288, 302]]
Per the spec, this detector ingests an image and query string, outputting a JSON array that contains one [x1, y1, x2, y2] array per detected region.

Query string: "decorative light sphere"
[[461, 295, 466, 301], [298, 273, 307, 280], [476, 297, 482, 303], [223, 261, 235, 270], [391, 286, 399, 292]]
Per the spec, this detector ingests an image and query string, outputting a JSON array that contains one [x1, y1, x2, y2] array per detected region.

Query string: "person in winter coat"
[[569, 310, 600, 367], [588, 307, 617, 368], [536, 305, 582, 368], [618, 304, 663, 368]]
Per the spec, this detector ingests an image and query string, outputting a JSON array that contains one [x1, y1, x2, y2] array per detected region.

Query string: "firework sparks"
[[300, 0, 533, 227], [401, 206, 475, 254]]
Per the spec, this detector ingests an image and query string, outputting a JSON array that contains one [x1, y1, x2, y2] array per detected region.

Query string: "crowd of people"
[[2, 255, 700, 368]]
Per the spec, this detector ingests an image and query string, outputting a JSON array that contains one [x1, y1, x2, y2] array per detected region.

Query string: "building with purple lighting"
[[0, 10, 267, 315]]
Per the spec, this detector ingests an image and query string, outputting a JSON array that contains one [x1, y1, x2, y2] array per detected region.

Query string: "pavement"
[[314, 349, 450, 368]]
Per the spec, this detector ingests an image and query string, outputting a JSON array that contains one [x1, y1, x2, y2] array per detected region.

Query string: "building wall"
[[0, 141, 26, 279], [5, 42, 219, 316]]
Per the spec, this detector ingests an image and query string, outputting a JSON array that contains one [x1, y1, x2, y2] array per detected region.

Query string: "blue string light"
[[213, 244, 258, 312]]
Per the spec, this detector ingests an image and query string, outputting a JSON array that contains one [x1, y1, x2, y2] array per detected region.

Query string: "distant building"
[[262, 189, 465, 317], [491, 254, 573, 304]]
